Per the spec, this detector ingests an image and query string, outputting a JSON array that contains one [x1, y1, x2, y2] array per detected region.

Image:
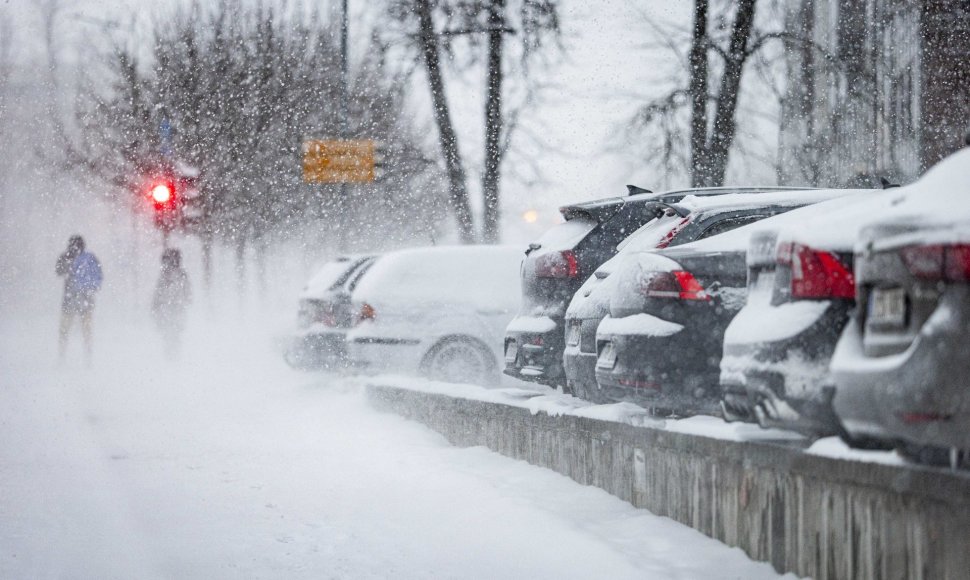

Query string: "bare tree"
[[413, 0, 476, 243], [63, 0, 445, 287], [632, 0, 788, 187], [387, 0, 560, 243]]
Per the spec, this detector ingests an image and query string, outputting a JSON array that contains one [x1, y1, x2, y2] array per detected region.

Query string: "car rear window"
[[616, 213, 685, 253], [534, 217, 598, 251], [301, 260, 356, 298]]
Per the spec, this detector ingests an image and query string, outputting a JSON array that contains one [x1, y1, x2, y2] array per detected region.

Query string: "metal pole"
[[340, 0, 349, 139], [338, 0, 349, 252]]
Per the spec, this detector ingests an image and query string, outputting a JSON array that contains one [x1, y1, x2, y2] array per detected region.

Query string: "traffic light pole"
[[338, 0, 349, 253]]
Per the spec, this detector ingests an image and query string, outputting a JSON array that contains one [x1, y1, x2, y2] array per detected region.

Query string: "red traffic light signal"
[[151, 182, 174, 204], [149, 180, 177, 210], [148, 178, 181, 231]]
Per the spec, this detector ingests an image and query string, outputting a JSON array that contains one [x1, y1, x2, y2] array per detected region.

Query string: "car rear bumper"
[[719, 304, 848, 436], [594, 324, 720, 416], [719, 341, 840, 435], [563, 344, 598, 400], [503, 316, 565, 385], [832, 294, 970, 450], [285, 329, 353, 369]]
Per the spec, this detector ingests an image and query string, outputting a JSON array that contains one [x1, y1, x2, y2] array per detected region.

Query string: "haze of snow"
[[1, 285, 796, 579]]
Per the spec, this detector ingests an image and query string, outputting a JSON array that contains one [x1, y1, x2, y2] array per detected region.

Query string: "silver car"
[[832, 218, 970, 467]]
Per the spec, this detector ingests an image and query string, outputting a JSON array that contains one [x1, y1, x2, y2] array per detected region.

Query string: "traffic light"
[[148, 178, 181, 231]]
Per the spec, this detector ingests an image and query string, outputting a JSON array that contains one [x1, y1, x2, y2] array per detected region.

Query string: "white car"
[[346, 245, 524, 385]]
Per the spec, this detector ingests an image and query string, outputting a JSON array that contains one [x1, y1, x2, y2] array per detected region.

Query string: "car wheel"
[[422, 338, 497, 386]]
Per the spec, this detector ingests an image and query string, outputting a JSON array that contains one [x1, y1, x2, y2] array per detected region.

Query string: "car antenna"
[[626, 185, 652, 196], [879, 177, 900, 189]]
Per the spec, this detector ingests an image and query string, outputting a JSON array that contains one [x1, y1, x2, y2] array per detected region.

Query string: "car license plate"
[[505, 340, 518, 363], [597, 342, 617, 369], [868, 287, 906, 327], [566, 321, 581, 347]]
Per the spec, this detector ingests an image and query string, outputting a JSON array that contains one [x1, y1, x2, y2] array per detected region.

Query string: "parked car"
[[831, 149, 970, 465], [285, 254, 375, 369], [589, 189, 865, 415], [346, 245, 523, 385], [564, 189, 853, 404], [504, 185, 810, 389], [719, 183, 918, 436]]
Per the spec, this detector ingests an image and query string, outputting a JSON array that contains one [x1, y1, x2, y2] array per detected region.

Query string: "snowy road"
[[0, 312, 791, 579]]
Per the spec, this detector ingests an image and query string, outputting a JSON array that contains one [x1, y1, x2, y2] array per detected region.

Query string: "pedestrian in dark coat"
[[152, 248, 192, 356]]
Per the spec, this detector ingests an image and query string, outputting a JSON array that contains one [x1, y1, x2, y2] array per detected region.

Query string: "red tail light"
[[898, 411, 952, 424], [356, 303, 376, 324], [900, 244, 970, 282], [639, 270, 710, 301], [535, 250, 579, 279], [777, 242, 855, 299], [655, 217, 692, 249]]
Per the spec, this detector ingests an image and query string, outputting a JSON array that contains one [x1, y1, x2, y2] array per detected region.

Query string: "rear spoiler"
[[559, 197, 625, 223]]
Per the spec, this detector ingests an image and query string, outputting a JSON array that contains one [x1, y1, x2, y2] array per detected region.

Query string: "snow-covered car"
[[505, 185, 812, 389], [284, 254, 376, 369], [346, 245, 523, 385], [564, 188, 853, 404], [589, 189, 865, 415], [832, 150, 970, 466], [717, 155, 970, 437]]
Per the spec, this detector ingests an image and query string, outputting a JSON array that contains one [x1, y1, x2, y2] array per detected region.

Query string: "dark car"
[[504, 186, 809, 388], [564, 189, 853, 404], [589, 189, 864, 415], [718, 189, 898, 437], [831, 150, 970, 465], [285, 254, 375, 369]]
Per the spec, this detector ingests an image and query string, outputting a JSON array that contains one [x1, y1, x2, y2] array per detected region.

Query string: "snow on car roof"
[[613, 187, 858, 257], [675, 186, 852, 213], [353, 245, 524, 309], [670, 188, 876, 254], [731, 148, 970, 252]]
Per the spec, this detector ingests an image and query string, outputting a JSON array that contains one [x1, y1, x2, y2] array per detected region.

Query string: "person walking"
[[152, 248, 192, 357], [56, 235, 103, 362]]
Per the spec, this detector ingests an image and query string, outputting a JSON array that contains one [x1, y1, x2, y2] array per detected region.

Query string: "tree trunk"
[[415, 0, 476, 243], [688, 0, 709, 187], [481, 0, 505, 244], [704, 0, 757, 186]]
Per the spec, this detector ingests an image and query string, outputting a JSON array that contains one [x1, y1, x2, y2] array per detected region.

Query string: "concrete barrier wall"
[[366, 385, 970, 580]]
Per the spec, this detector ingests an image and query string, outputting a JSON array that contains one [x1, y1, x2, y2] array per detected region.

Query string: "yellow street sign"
[[302, 139, 376, 183]]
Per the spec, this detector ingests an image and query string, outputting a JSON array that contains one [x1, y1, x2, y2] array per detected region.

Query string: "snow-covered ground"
[[0, 308, 795, 579]]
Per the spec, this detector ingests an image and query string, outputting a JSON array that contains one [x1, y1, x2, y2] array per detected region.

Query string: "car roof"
[[559, 186, 817, 223], [659, 188, 877, 257], [742, 147, 970, 252]]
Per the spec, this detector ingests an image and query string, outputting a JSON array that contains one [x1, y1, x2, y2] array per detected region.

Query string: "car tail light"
[[535, 250, 579, 278], [655, 216, 692, 249], [777, 242, 855, 299], [900, 244, 970, 282], [356, 303, 376, 324], [618, 377, 661, 390], [639, 270, 710, 301], [898, 411, 952, 424]]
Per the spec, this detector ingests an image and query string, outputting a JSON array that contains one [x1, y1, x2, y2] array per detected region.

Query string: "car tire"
[[422, 337, 498, 386]]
